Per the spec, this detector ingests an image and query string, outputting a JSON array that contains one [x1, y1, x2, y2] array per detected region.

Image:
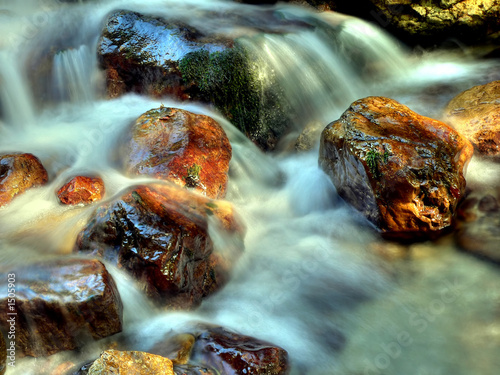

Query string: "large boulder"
[[57, 176, 105, 205], [120, 107, 231, 199], [0, 258, 122, 357], [74, 183, 244, 309], [444, 80, 500, 159], [0, 153, 48, 207], [88, 350, 175, 375], [319, 96, 473, 239]]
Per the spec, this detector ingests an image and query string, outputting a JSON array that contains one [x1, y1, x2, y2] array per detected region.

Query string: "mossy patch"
[[365, 148, 390, 178]]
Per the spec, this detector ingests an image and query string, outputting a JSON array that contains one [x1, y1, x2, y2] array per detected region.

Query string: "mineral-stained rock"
[[74, 183, 244, 309], [121, 107, 231, 199], [456, 187, 500, 264], [319, 96, 473, 239], [0, 153, 48, 207], [0, 258, 122, 357], [88, 350, 175, 375], [444, 80, 500, 159], [191, 325, 289, 375], [57, 176, 105, 205]]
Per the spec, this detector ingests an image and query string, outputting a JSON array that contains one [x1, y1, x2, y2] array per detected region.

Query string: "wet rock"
[[121, 107, 231, 199], [319, 96, 473, 239], [294, 121, 323, 152], [149, 333, 196, 365], [191, 325, 289, 375], [444, 80, 500, 159], [456, 187, 500, 264], [88, 350, 174, 375], [57, 176, 105, 205], [0, 258, 123, 357], [97, 10, 227, 98], [0, 330, 5, 375], [74, 183, 244, 309], [174, 365, 215, 375], [0, 153, 48, 207]]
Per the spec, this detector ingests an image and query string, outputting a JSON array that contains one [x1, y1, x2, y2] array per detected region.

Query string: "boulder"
[[0, 258, 122, 357], [456, 187, 500, 264], [191, 325, 289, 375], [57, 176, 105, 205], [74, 183, 244, 309], [0, 153, 48, 207], [88, 350, 174, 375], [444, 80, 500, 159], [319, 96, 473, 239], [121, 107, 231, 199]]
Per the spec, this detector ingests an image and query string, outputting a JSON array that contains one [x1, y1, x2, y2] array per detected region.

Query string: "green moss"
[[365, 148, 390, 178], [184, 163, 201, 188]]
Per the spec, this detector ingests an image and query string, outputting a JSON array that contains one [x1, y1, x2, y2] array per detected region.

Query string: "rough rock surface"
[[319, 96, 473, 239], [74, 183, 244, 309], [456, 187, 500, 264], [0, 258, 122, 357], [121, 107, 231, 199], [0, 153, 48, 207], [192, 325, 289, 375], [0, 330, 5, 375], [88, 350, 175, 375], [57, 176, 105, 205], [444, 80, 500, 158]]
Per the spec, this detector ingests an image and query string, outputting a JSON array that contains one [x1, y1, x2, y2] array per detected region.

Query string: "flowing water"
[[1, 1, 500, 374]]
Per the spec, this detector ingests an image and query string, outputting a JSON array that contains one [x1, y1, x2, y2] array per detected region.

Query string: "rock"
[[74, 183, 244, 309], [174, 365, 215, 375], [456, 187, 500, 264], [294, 121, 323, 152], [0, 258, 122, 357], [149, 333, 196, 365], [88, 350, 174, 375], [0, 153, 48, 207], [97, 10, 228, 98], [444, 80, 500, 159], [191, 325, 289, 375], [319, 96, 473, 239], [121, 107, 231, 199], [57, 176, 105, 205], [0, 328, 5, 375]]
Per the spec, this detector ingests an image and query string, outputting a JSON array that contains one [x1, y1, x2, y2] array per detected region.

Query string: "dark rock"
[[0, 329, 5, 375], [319, 96, 473, 239], [192, 325, 289, 375], [0, 258, 123, 357], [121, 107, 231, 199], [0, 153, 48, 207], [74, 183, 244, 309], [57, 176, 105, 205], [444, 80, 500, 159], [88, 350, 174, 374], [174, 364, 215, 375]]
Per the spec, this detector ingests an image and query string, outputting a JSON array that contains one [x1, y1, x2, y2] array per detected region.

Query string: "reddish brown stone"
[[121, 107, 231, 199], [444, 80, 500, 158], [0, 258, 122, 357], [57, 176, 105, 205], [319, 96, 473, 239], [74, 183, 244, 309], [192, 325, 289, 375], [88, 350, 175, 375], [0, 153, 48, 207]]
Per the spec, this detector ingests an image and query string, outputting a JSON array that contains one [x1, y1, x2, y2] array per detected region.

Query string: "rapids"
[[0, 1, 500, 374]]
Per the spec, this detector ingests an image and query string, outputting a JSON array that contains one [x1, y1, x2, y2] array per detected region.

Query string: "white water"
[[1, 1, 500, 375]]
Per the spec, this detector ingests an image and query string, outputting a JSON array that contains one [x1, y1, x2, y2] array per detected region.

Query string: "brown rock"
[[0, 258, 123, 357], [192, 325, 289, 375], [0, 153, 48, 207], [149, 333, 195, 365], [57, 176, 105, 205], [74, 183, 244, 309], [0, 329, 5, 375], [444, 80, 500, 158], [121, 107, 231, 199], [88, 350, 174, 375], [456, 187, 500, 264], [319, 96, 473, 239]]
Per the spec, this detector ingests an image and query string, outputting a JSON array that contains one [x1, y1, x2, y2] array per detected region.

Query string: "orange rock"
[[0, 153, 48, 207], [57, 176, 105, 205], [319, 96, 473, 239], [121, 107, 232, 199], [88, 350, 174, 375], [444, 80, 500, 158]]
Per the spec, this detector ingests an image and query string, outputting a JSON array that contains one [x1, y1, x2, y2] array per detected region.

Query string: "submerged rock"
[[121, 107, 231, 199], [0, 153, 48, 207], [319, 96, 473, 239], [88, 350, 175, 375], [74, 183, 244, 309], [191, 325, 289, 375], [0, 258, 122, 357], [444, 80, 500, 159], [57, 176, 105, 205]]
